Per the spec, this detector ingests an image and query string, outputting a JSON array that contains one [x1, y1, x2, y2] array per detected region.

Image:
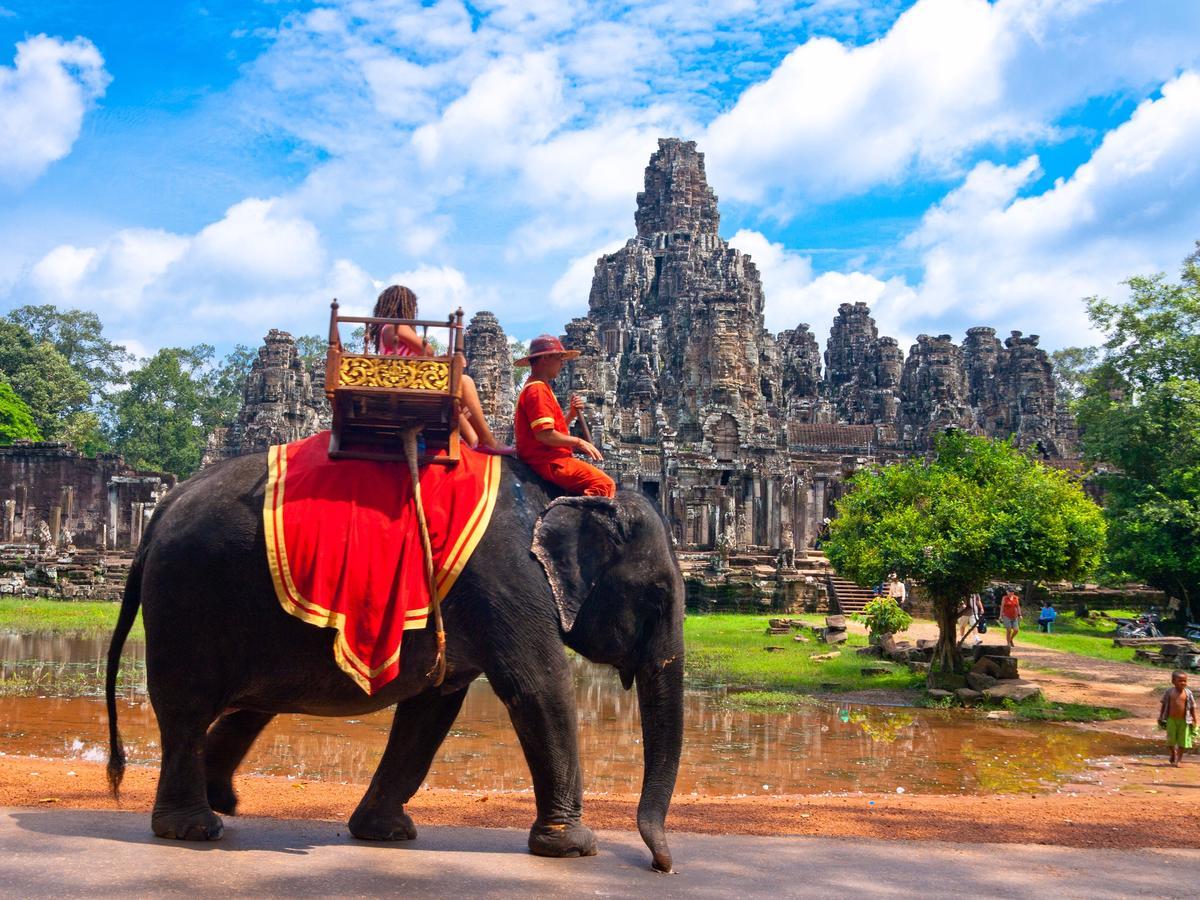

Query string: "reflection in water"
[[1, 632, 1152, 796]]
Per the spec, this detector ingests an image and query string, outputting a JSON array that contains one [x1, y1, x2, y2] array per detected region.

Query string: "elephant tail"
[[106, 549, 144, 800]]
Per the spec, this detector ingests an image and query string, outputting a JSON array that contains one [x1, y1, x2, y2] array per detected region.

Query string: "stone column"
[[130, 502, 143, 547], [2, 499, 13, 542], [50, 505, 62, 546]]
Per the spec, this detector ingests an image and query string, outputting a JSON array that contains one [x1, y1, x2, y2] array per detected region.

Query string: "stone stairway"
[[810, 551, 875, 615]]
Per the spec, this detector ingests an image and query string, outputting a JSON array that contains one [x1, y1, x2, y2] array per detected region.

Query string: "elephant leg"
[[489, 653, 596, 860], [205, 710, 275, 815], [349, 687, 469, 841], [151, 708, 224, 841]]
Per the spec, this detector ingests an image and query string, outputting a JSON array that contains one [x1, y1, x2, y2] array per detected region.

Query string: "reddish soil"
[[4, 752, 1199, 850]]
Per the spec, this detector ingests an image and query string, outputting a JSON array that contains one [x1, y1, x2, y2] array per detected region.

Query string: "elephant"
[[104, 451, 685, 872]]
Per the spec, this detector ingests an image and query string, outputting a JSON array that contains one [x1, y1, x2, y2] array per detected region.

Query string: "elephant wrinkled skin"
[[105, 453, 685, 872]]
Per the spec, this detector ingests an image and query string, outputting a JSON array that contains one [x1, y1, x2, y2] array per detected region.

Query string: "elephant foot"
[[348, 805, 418, 842], [528, 821, 597, 859], [207, 780, 238, 816], [152, 805, 224, 841]]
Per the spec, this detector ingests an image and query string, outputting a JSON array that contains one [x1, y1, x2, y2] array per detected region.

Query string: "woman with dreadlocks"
[[370, 284, 502, 450]]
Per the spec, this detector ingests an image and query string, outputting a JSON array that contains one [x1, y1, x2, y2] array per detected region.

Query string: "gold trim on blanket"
[[263, 445, 500, 693]]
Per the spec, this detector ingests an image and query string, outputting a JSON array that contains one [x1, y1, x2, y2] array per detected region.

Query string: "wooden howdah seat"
[[324, 300, 465, 465]]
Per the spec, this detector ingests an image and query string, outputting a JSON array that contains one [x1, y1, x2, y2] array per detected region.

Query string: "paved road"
[[2, 808, 1196, 898]]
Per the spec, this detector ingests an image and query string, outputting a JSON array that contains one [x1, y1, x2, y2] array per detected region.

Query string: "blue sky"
[[2, 0, 1200, 362]]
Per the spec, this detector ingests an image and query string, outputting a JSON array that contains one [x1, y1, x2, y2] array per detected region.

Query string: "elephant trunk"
[[635, 649, 683, 873]]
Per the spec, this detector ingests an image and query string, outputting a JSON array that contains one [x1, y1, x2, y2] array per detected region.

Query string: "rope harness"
[[402, 424, 447, 687]]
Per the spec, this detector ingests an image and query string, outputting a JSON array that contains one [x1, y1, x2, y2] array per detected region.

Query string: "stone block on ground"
[[793, 634, 810, 643], [860, 667, 890, 677], [971, 657, 1001, 678], [763, 646, 786, 653], [966, 671, 998, 692], [879, 633, 898, 655], [955, 688, 983, 703], [825, 615, 847, 630], [811, 651, 840, 661], [983, 655, 1019, 679], [822, 628, 849, 644], [915, 639, 938, 650], [973, 644, 1010, 660], [907, 661, 930, 674], [927, 689, 953, 700], [982, 680, 1042, 703]]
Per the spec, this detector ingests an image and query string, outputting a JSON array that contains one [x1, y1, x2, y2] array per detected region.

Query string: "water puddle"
[[1, 632, 1151, 796]]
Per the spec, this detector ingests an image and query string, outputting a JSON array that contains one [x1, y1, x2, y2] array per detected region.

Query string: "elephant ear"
[[531, 495, 626, 633]]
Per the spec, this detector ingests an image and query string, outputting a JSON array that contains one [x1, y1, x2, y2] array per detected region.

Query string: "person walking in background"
[[965, 592, 985, 646], [887, 573, 907, 609], [1038, 602, 1058, 633], [1158, 671, 1197, 767], [1000, 587, 1021, 648]]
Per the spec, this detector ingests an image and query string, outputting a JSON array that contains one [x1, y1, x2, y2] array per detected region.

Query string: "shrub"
[[855, 596, 912, 638]]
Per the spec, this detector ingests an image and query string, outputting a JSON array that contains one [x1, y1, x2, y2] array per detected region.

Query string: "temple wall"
[[0, 442, 174, 550]]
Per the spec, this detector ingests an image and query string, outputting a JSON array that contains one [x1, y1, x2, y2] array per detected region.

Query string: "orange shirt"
[[515, 380, 571, 467], [1000, 594, 1020, 619]]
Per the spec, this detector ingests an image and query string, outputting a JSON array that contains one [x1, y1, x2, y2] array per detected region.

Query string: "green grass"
[[0, 598, 138, 638], [1012, 609, 1146, 663], [684, 613, 924, 694], [1004, 698, 1129, 722]]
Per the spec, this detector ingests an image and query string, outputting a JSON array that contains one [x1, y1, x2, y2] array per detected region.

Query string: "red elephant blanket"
[[264, 431, 501, 694]]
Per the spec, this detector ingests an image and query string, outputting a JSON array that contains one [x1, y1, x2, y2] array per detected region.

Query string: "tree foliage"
[[109, 346, 233, 478], [824, 432, 1106, 673], [1076, 246, 1200, 618], [0, 380, 42, 443], [4, 304, 130, 398], [0, 321, 92, 440]]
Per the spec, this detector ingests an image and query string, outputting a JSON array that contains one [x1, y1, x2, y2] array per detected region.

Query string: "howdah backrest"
[[324, 300, 466, 464]]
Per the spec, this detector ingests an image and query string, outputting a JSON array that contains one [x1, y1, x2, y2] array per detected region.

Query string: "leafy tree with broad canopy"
[[824, 431, 1106, 676], [1075, 245, 1200, 620], [0, 380, 42, 443], [110, 346, 239, 478]]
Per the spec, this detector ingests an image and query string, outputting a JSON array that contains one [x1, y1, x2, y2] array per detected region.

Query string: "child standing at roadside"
[[1158, 671, 1197, 767]]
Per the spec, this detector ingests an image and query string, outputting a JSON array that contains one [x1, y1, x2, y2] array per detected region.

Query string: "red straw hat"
[[514, 334, 581, 366]]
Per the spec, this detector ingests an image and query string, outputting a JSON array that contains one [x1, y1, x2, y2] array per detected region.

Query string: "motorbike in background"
[[1114, 612, 1164, 638]]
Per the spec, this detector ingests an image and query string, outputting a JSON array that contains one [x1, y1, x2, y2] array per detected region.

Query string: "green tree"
[[509, 337, 529, 388], [1050, 346, 1098, 408], [1076, 246, 1200, 618], [294, 334, 328, 370], [824, 432, 1106, 676], [0, 322, 92, 440], [110, 346, 228, 478], [4, 304, 130, 397], [0, 380, 42, 443]]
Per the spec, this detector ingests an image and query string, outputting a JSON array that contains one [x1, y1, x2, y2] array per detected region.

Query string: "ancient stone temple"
[[203, 329, 330, 465], [464, 311, 516, 446], [463, 137, 1079, 556]]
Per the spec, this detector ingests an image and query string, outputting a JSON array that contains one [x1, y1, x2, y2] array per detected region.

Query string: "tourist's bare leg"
[[460, 374, 498, 447]]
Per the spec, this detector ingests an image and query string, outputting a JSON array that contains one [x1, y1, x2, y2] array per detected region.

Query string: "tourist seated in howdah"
[[371, 284, 503, 451], [514, 335, 615, 498]]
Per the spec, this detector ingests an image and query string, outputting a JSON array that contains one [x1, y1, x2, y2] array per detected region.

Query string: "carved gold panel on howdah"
[[339, 356, 450, 391]]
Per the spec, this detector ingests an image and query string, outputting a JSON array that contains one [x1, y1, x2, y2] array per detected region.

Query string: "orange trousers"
[[530, 457, 616, 497]]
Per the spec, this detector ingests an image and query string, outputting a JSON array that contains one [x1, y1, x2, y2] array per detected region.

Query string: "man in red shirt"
[[514, 335, 615, 498]]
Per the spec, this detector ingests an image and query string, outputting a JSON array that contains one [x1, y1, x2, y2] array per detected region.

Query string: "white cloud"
[[14, 199, 383, 350], [549, 238, 627, 310], [0, 34, 110, 187], [704, 0, 1200, 207], [411, 51, 569, 171], [905, 70, 1200, 348]]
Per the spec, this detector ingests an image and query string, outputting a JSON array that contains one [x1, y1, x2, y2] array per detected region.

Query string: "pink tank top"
[[378, 327, 418, 357]]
